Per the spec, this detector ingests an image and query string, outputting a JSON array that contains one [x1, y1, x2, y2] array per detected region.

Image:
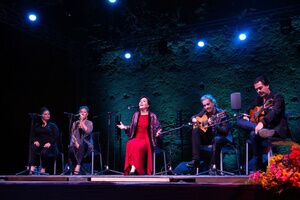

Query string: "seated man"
[[237, 75, 290, 171], [187, 94, 232, 174]]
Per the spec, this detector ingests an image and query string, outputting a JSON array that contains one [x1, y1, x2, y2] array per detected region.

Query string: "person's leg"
[[249, 131, 267, 171], [28, 144, 40, 173], [211, 136, 229, 170], [187, 128, 202, 167], [73, 145, 85, 174], [237, 118, 256, 131]]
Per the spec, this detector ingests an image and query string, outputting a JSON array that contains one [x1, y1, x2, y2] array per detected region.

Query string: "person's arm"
[[215, 115, 230, 136], [50, 124, 59, 145], [261, 94, 285, 126]]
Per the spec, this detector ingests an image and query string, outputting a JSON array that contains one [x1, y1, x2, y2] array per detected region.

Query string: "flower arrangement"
[[249, 144, 300, 194]]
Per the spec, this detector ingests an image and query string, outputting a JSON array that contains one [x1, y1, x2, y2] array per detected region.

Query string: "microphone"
[[64, 112, 80, 117], [28, 113, 41, 117], [127, 105, 138, 110], [64, 112, 79, 116]]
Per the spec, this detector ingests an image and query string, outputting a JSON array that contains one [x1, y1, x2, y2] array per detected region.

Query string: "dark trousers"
[[28, 144, 54, 168], [191, 128, 229, 169], [68, 144, 88, 167], [237, 118, 269, 170]]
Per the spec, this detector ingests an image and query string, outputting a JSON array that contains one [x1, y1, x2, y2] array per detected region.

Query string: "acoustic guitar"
[[249, 99, 273, 124], [193, 111, 226, 133]]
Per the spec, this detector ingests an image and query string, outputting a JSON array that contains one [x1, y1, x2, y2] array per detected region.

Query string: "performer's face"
[[139, 97, 149, 111], [79, 108, 88, 120], [41, 110, 50, 121], [202, 99, 215, 114], [254, 81, 270, 98]]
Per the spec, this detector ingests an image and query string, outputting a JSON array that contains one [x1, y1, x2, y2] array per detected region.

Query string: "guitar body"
[[249, 99, 273, 124], [193, 115, 209, 132], [193, 111, 226, 133], [249, 106, 265, 123]]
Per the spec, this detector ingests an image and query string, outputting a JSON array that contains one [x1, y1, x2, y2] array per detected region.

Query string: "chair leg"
[[91, 151, 94, 174], [246, 142, 249, 175], [54, 159, 57, 175], [267, 148, 273, 166], [152, 152, 156, 175], [163, 151, 167, 173], [99, 153, 103, 171], [61, 154, 65, 174], [220, 150, 223, 172]]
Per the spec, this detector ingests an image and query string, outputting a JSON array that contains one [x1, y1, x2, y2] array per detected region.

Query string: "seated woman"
[[117, 96, 161, 175], [68, 106, 93, 175], [28, 107, 59, 174]]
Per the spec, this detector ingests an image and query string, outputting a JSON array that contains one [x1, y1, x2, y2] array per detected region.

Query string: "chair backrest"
[[92, 132, 101, 155], [56, 130, 63, 154]]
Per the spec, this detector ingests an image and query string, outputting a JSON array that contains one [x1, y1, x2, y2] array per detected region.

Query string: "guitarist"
[[237, 75, 290, 171], [186, 94, 232, 174]]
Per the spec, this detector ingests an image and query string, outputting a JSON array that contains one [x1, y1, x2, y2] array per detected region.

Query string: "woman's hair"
[[200, 94, 218, 108], [39, 106, 49, 115], [78, 105, 89, 113], [139, 95, 151, 106]]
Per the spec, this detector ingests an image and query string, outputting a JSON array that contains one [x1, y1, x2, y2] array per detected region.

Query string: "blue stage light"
[[197, 40, 205, 47], [239, 33, 247, 41], [28, 14, 37, 22], [124, 52, 131, 59], [108, 0, 117, 3]]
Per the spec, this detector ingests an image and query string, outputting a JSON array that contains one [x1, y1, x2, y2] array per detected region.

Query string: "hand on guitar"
[[192, 112, 226, 133]]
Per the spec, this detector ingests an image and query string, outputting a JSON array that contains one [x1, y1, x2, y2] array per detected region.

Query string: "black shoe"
[[186, 160, 200, 168]]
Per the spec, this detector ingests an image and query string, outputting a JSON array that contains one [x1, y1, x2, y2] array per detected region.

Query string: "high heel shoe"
[[73, 171, 80, 175], [129, 171, 138, 175]]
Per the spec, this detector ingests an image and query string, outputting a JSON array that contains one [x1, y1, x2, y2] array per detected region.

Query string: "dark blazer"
[[125, 111, 161, 149], [250, 92, 290, 138]]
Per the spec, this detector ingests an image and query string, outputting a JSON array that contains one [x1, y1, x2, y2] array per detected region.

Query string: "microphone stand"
[[61, 112, 77, 175], [97, 112, 123, 175], [16, 113, 37, 175]]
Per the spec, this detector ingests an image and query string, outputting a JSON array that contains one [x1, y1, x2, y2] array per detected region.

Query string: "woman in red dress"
[[117, 96, 161, 175]]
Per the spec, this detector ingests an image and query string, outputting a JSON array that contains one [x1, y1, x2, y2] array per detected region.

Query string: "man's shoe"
[[186, 160, 200, 168], [258, 129, 275, 138]]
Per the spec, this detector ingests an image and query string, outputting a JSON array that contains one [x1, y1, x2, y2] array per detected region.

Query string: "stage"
[[1, 175, 299, 200]]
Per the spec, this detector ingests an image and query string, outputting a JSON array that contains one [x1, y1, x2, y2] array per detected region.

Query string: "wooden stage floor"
[[1, 175, 299, 200]]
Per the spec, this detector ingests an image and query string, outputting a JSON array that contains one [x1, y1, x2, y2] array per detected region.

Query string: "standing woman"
[[29, 107, 59, 174], [68, 106, 93, 175], [117, 96, 161, 175]]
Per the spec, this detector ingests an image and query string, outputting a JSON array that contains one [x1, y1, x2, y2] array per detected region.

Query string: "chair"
[[152, 147, 167, 175], [53, 130, 65, 175], [81, 132, 103, 174], [220, 143, 240, 175], [197, 142, 239, 175], [245, 114, 297, 175]]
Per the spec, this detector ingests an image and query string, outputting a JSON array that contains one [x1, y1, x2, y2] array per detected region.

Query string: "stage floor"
[[1, 175, 299, 200]]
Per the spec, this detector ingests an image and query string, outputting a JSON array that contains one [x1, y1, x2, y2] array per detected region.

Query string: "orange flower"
[[249, 144, 300, 193]]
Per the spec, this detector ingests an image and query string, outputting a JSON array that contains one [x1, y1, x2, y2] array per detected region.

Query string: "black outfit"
[[28, 122, 59, 168], [190, 108, 231, 170], [237, 91, 290, 170], [68, 120, 93, 168]]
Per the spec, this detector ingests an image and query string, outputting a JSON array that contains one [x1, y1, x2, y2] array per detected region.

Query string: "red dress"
[[124, 115, 152, 175]]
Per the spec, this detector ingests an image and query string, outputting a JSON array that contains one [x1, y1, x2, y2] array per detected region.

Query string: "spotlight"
[[108, 0, 117, 3], [124, 52, 131, 59], [238, 33, 247, 41], [28, 14, 37, 22], [197, 40, 205, 47]]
